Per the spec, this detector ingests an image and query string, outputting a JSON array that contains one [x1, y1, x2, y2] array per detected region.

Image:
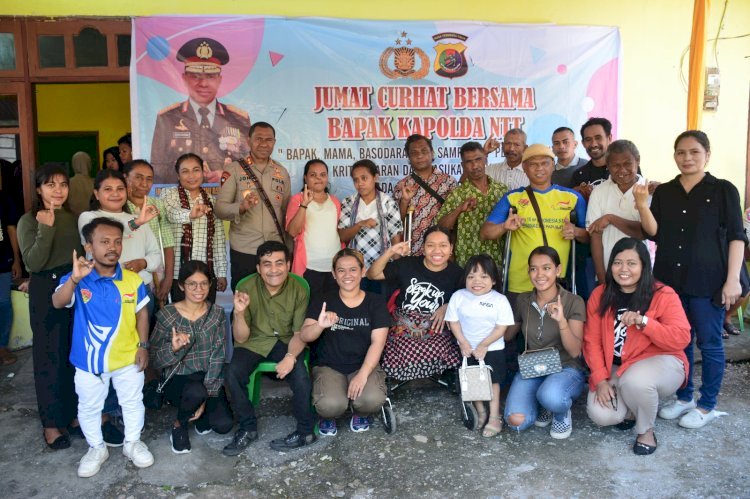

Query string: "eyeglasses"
[[184, 280, 210, 290]]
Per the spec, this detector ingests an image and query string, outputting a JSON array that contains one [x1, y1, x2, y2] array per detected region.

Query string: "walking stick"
[[569, 209, 578, 295], [501, 206, 516, 294]]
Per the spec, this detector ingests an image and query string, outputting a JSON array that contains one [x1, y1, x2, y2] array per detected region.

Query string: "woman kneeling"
[[150, 260, 233, 454], [300, 249, 390, 435], [583, 237, 690, 455]]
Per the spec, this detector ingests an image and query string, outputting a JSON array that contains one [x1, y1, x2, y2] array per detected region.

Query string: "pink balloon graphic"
[[135, 17, 265, 97], [557, 64, 567, 74]]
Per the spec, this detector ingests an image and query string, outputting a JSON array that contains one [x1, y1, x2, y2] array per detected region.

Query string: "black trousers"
[[29, 271, 77, 429], [225, 342, 314, 434], [163, 371, 233, 433], [302, 269, 337, 298], [230, 250, 258, 292]]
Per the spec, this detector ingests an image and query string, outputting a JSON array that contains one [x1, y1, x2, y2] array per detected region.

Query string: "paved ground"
[[2, 330, 750, 498]]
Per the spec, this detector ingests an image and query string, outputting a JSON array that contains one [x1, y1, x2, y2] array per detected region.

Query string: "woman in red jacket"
[[584, 237, 690, 455]]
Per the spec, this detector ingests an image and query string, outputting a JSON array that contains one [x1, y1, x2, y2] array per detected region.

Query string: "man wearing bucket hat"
[[481, 144, 588, 301], [150, 38, 251, 185]]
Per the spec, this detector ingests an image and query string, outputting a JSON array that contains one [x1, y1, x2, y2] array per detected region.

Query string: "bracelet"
[[128, 219, 140, 231], [300, 204, 308, 209], [71, 277, 79, 285]]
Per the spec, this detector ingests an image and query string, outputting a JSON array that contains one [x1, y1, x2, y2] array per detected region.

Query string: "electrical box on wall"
[[703, 67, 720, 111]]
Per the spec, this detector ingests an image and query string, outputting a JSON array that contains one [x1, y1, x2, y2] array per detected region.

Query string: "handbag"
[[459, 356, 493, 401], [517, 298, 563, 379]]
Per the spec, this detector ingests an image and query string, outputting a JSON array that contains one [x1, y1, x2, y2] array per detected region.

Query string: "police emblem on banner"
[[432, 32, 469, 79], [379, 31, 429, 80]]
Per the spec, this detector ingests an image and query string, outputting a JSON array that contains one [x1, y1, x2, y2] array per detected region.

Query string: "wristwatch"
[[137, 341, 150, 349], [637, 315, 648, 329]]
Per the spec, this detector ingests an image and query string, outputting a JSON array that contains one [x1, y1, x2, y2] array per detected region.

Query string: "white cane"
[[569, 210, 578, 295], [501, 206, 516, 294], [405, 205, 415, 250]]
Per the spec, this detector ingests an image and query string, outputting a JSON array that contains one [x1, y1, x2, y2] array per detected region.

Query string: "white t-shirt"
[[304, 196, 341, 272], [586, 176, 648, 268], [445, 288, 515, 351]]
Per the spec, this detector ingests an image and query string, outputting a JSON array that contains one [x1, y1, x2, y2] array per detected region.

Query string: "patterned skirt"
[[381, 308, 461, 381]]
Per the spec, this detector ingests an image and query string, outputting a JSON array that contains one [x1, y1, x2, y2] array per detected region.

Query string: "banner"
[[132, 17, 620, 197]]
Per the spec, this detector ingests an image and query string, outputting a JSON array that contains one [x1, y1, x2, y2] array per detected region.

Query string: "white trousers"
[[75, 364, 145, 448]]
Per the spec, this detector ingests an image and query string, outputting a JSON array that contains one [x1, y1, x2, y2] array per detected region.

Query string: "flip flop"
[[482, 416, 503, 437], [724, 323, 741, 336]]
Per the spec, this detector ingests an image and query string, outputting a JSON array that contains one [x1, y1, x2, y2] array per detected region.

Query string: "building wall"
[[36, 82, 131, 162], [8, 0, 750, 194]]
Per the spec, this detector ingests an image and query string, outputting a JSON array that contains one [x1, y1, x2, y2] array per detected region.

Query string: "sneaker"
[[194, 416, 213, 436], [77, 446, 109, 478], [550, 410, 572, 439], [122, 440, 154, 468], [102, 420, 124, 447], [170, 425, 191, 454], [222, 429, 258, 457], [350, 414, 372, 433], [318, 418, 337, 437], [269, 430, 316, 451], [534, 409, 552, 428], [658, 398, 696, 420], [679, 408, 719, 429]]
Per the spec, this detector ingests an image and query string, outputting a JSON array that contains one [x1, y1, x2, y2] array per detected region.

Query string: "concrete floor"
[[2, 332, 750, 498]]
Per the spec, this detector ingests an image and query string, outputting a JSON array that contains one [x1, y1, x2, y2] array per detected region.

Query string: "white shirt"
[[486, 160, 530, 191], [445, 289, 515, 351], [189, 98, 217, 128], [304, 197, 341, 272], [586, 175, 648, 268]]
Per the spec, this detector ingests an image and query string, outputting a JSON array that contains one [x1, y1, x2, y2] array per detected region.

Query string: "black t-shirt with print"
[[612, 289, 635, 365], [383, 256, 463, 314], [306, 290, 391, 375]]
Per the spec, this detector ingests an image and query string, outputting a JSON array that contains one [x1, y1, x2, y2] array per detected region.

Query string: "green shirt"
[[17, 209, 82, 273], [235, 274, 308, 357], [127, 198, 174, 249], [436, 177, 507, 267]]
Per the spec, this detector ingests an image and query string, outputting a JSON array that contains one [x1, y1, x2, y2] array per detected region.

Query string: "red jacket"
[[583, 284, 690, 391]]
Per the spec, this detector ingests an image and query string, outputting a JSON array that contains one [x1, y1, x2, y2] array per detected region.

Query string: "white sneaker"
[[123, 440, 154, 468], [77, 446, 109, 478], [534, 409, 553, 428], [658, 398, 696, 420], [679, 408, 719, 429]]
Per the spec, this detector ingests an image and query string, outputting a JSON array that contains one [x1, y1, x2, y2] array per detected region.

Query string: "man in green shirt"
[[437, 141, 508, 267], [222, 241, 315, 455]]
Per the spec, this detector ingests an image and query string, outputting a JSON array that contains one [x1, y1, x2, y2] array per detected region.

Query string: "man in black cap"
[[150, 38, 251, 184]]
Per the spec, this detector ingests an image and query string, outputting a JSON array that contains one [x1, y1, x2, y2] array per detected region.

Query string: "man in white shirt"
[[586, 139, 647, 284], [551, 126, 587, 187], [485, 128, 530, 191]]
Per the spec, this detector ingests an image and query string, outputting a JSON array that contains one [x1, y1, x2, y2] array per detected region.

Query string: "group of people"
[[4, 113, 746, 479]]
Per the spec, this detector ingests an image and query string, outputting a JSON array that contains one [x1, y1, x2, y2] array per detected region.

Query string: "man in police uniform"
[[215, 122, 292, 291], [150, 38, 251, 184]]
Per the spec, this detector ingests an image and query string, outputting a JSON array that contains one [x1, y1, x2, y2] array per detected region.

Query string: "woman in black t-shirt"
[[300, 248, 391, 436], [367, 226, 463, 381]]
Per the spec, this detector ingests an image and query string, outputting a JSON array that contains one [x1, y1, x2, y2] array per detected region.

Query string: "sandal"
[[616, 419, 636, 431], [724, 323, 741, 336], [0, 347, 17, 366], [721, 330, 730, 339], [482, 416, 503, 437], [633, 434, 657, 455], [475, 407, 488, 430], [44, 430, 70, 450]]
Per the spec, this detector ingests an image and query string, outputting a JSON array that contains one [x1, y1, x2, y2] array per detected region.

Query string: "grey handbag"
[[459, 356, 493, 401], [518, 298, 563, 379], [518, 347, 563, 379]]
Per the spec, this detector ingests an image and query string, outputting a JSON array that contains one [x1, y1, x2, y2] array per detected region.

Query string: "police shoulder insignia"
[[158, 102, 181, 115], [221, 170, 232, 185], [224, 104, 249, 120]]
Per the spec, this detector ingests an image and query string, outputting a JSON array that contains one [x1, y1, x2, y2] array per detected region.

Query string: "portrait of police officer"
[[150, 38, 252, 184]]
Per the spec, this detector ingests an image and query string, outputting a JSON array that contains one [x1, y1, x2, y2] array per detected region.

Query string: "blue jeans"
[[0, 272, 11, 348], [677, 295, 725, 411], [504, 367, 586, 431]]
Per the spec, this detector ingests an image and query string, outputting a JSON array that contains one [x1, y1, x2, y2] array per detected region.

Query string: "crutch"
[[569, 209, 578, 295], [501, 206, 516, 294], [404, 204, 415, 250]]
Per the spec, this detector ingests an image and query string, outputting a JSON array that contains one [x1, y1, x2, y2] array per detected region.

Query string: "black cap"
[[177, 38, 229, 74]]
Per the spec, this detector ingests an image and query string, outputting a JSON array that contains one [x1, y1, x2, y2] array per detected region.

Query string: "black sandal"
[[45, 432, 70, 450], [616, 419, 636, 431], [633, 434, 657, 455], [724, 323, 741, 336]]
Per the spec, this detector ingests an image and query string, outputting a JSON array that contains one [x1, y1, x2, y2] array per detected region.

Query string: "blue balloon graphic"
[[146, 36, 170, 61]]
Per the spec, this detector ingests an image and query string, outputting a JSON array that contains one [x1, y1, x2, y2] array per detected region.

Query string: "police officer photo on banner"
[[150, 37, 252, 185]]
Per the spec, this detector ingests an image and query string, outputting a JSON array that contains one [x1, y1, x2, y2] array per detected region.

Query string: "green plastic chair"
[[234, 272, 311, 406]]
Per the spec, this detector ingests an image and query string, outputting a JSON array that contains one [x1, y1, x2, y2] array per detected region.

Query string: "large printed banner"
[[132, 17, 620, 196]]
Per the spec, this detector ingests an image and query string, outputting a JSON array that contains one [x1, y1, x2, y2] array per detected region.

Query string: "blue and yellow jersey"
[[59, 265, 150, 374], [487, 185, 586, 293]]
